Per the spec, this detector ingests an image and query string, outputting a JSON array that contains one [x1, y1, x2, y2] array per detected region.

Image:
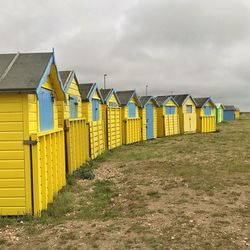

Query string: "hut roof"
[[116, 90, 142, 107], [78, 83, 104, 103], [155, 95, 178, 107], [224, 105, 236, 111], [194, 97, 216, 108], [0, 52, 58, 93], [139, 96, 159, 107], [100, 88, 121, 105], [215, 103, 224, 109], [173, 94, 197, 107], [59, 70, 79, 92]]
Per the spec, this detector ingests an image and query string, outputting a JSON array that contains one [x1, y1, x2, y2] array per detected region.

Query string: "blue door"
[[224, 111, 235, 121], [70, 96, 78, 118], [146, 104, 154, 139], [92, 99, 99, 121], [38, 88, 54, 131]]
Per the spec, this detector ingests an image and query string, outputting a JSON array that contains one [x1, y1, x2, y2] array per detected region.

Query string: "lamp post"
[[146, 84, 149, 96], [104, 74, 107, 89]]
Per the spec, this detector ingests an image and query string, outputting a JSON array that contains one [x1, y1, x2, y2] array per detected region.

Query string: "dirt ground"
[[0, 114, 250, 250]]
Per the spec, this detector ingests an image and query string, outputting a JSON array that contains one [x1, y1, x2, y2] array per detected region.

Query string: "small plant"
[[77, 162, 95, 180]]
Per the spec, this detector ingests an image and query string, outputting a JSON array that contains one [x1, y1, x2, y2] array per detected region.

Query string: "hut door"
[[146, 104, 154, 139]]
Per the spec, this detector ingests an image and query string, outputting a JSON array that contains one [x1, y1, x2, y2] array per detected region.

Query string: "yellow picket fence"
[[30, 128, 66, 217], [65, 118, 89, 175], [89, 121, 105, 159], [123, 118, 142, 144], [164, 115, 180, 136], [106, 107, 122, 150], [199, 116, 216, 133]]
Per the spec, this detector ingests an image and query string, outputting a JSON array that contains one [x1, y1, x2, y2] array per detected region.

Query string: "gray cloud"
[[0, 0, 249, 110]]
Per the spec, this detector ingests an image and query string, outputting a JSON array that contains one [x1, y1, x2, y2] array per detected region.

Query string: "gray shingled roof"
[[59, 71, 72, 87], [0, 52, 52, 92], [116, 90, 137, 106], [139, 96, 151, 106], [78, 83, 95, 101], [155, 95, 173, 106], [173, 94, 190, 106], [194, 97, 210, 108], [139, 96, 159, 107], [224, 105, 236, 111], [100, 89, 112, 102]]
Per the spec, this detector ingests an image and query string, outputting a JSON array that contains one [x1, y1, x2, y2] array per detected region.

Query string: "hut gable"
[[173, 94, 197, 107], [139, 96, 159, 107], [0, 52, 64, 100], [79, 83, 103, 103], [116, 90, 142, 107], [100, 88, 120, 106], [59, 71, 82, 120], [194, 97, 216, 108], [155, 96, 178, 107]]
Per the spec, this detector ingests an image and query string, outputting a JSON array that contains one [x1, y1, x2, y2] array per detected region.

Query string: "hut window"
[[186, 105, 192, 113], [92, 99, 100, 121], [204, 106, 211, 116], [109, 102, 117, 107], [69, 96, 78, 118], [166, 106, 175, 115], [128, 103, 136, 118], [38, 88, 54, 131]]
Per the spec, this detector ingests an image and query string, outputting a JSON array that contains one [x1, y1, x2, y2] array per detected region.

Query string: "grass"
[[0, 114, 250, 249]]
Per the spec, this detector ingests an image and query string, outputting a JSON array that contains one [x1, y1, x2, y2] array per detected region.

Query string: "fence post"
[[30, 133, 42, 217]]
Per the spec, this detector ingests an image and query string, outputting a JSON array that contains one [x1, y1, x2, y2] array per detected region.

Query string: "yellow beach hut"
[[155, 95, 180, 137], [173, 94, 197, 134], [116, 90, 142, 145], [194, 97, 216, 133], [139, 96, 158, 140], [100, 88, 122, 150], [235, 107, 240, 119], [0, 52, 66, 216], [59, 71, 89, 175], [79, 83, 105, 159]]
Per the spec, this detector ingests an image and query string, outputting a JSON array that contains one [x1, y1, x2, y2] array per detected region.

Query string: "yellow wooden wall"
[[235, 110, 240, 119], [178, 97, 197, 134], [196, 101, 216, 133], [140, 100, 157, 141], [121, 97, 142, 145], [82, 91, 105, 159], [102, 93, 122, 150], [62, 79, 82, 120], [0, 68, 66, 216], [157, 99, 180, 137], [65, 118, 89, 175], [31, 129, 66, 216], [0, 94, 32, 215]]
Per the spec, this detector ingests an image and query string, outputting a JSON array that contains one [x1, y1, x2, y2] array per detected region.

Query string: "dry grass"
[[0, 114, 250, 249]]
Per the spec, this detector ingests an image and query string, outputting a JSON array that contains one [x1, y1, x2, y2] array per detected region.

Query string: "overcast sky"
[[0, 0, 249, 110]]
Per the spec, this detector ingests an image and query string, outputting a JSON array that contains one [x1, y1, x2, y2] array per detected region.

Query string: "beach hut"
[[194, 97, 216, 133], [59, 71, 89, 175], [0, 52, 66, 216], [215, 103, 224, 124], [116, 90, 142, 145], [223, 105, 236, 121], [100, 88, 122, 150], [173, 94, 197, 134], [139, 96, 159, 140], [235, 108, 240, 119], [79, 83, 105, 159], [155, 95, 180, 137]]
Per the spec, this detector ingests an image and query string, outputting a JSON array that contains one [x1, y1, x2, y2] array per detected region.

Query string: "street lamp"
[[104, 74, 107, 89], [146, 84, 149, 96]]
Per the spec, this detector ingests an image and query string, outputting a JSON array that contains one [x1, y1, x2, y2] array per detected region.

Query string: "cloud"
[[0, 0, 249, 110]]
